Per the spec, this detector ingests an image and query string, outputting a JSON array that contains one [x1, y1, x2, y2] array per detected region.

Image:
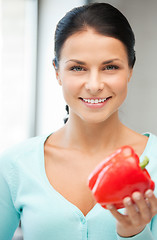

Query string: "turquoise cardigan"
[[0, 133, 157, 240]]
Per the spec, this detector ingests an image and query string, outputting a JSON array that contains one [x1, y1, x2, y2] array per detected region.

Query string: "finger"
[[132, 192, 152, 223], [123, 196, 141, 226], [145, 190, 157, 216], [106, 204, 128, 224]]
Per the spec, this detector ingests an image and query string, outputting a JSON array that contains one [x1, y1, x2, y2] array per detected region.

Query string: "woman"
[[0, 3, 157, 240]]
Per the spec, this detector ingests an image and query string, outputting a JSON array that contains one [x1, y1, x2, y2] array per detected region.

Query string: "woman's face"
[[55, 28, 133, 124]]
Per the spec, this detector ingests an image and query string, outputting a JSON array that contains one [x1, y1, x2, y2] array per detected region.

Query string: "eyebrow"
[[66, 58, 121, 65]]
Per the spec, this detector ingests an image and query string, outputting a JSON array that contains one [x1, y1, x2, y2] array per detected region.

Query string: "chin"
[[79, 115, 109, 125], [76, 108, 119, 125]]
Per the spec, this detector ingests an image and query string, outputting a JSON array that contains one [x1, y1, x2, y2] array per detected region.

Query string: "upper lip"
[[79, 97, 111, 100]]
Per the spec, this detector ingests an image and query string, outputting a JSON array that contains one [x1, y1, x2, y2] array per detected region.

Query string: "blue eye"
[[104, 65, 119, 70], [70, 66, 85, 71]]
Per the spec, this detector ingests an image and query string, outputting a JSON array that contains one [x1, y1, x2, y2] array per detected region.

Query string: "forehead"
[[60, 29, 128, 62]]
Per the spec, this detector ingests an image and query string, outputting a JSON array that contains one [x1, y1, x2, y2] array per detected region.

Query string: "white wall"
[[0, 0, 38, 152], [119, 0, 157, 135], [36, 0, 86, 136]]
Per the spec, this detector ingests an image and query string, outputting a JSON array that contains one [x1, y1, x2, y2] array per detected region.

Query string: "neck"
[[62, 111, 125, 154]]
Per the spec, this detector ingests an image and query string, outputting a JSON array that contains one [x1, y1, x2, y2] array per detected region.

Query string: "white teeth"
[[82, 98, 107, 104], [94, 99, 99, 103]]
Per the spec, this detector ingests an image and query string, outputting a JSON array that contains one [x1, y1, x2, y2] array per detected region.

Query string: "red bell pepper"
[[88, 145, 155, 209]]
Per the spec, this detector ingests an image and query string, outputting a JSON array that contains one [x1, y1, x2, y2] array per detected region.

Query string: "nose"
[[85, 71, 104, 95]]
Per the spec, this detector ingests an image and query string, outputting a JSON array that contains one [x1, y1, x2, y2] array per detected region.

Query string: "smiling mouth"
[[79, 97, 112, 104]]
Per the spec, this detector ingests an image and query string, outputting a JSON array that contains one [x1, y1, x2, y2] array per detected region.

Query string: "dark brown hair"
[[53, 2, 136, 69]]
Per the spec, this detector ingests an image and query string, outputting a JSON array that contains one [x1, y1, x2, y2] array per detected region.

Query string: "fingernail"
[[133, 192, 141, 200], [106, 204, 114, 210], [124, 197, 132, 206], [145, 189, 153, 198]]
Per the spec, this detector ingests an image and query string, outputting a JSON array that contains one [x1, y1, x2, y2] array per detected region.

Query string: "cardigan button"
[[81, 217, 86, 224]]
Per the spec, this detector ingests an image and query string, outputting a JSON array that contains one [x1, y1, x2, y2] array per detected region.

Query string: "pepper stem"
[[139, 156, 149, 170]]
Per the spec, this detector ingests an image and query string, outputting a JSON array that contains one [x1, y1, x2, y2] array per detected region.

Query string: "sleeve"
[[0, 154, 20, 240], [151, 214, 157, 237], [116, 225, 154, 240]]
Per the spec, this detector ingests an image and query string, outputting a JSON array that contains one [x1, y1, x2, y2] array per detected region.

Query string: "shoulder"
[[142, 133, 157, 193], [143, 132, 157, 158], [0, 134, 50, 204], [0, 135, 48, 172]]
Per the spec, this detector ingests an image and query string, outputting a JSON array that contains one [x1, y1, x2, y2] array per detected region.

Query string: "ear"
[[128, 68, 133, 82], [53, 60, 62, 85]]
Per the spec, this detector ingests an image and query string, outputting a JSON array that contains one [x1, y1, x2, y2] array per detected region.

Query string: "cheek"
[[112, 74, 128, 95], [61, 76, 81, 99]]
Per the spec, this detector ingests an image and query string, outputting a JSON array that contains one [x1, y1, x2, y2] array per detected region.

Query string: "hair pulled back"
[[54, 3, 136, 69]]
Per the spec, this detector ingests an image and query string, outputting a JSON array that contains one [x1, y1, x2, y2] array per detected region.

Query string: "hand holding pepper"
[[88, 145, 157, 237], [88, 145, 155, 209], [107, 189, 157, 237]]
